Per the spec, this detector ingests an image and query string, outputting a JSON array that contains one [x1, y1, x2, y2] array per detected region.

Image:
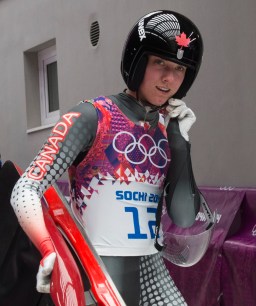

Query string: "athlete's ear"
[[129, 54, 148, 91]]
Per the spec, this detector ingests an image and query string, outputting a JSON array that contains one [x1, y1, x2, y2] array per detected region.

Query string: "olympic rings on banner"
[[112, 131, 170, 168]]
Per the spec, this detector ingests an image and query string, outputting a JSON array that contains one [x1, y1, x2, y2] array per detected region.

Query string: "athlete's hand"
[[165, 99, 196, 141], [36, 252, 56, 293]]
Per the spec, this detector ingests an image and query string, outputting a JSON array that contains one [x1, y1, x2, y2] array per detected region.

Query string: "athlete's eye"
[[158, 60, 165, 66], [154, 58, 165, 66], [175, 65, 186, 72]]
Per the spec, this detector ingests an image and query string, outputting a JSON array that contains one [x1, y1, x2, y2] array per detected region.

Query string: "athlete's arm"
[[10, 101, 97, 292]]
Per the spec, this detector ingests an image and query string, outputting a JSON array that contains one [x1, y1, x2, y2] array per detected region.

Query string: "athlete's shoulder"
[[82, 96, 114, 106]]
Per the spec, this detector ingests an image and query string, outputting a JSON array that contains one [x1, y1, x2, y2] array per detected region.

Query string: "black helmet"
[[121, 10, 203, 99]]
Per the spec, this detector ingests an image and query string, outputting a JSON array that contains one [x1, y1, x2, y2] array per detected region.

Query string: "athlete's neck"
[[125, 89, 164, 111]]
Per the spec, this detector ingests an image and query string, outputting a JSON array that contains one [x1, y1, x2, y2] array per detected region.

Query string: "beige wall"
[[1, 0, 256, 187]]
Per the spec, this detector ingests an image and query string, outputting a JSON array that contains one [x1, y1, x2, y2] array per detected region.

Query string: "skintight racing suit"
[[11, 92, 187, 306]]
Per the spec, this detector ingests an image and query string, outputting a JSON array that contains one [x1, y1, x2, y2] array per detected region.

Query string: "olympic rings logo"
[[112, 131, 170, 168]]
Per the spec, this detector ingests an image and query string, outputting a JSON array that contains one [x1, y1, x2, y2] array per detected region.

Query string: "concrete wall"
[[0, 0, 256, 187]]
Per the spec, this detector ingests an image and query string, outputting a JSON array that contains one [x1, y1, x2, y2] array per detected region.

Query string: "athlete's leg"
[[101, 253, 187, 306], [101, 256, 140, 305], [139, 253, 187, 306]]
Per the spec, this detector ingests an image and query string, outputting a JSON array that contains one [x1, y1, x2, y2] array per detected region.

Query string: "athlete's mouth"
[[156, 86, 171, 93]]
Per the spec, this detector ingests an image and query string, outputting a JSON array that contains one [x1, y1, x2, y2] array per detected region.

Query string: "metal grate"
[[90, 21, 100, 47]]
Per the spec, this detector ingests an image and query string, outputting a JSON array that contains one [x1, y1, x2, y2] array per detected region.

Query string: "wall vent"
[[90, 21, 100, 47]]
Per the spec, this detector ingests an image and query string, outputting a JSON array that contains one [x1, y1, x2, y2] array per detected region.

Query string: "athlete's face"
[[137, 55, 187, 107]]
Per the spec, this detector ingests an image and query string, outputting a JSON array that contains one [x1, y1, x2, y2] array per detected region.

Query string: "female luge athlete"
[[11, 10, 203, 305]]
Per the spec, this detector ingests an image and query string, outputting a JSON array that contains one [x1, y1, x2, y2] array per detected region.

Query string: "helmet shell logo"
[[175, 32, 196, 59], [137, 11, 163, 41], [138, 19, 146, 41]]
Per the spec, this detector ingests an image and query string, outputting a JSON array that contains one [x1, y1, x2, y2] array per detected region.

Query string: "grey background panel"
[[0, 0, 255, 187]]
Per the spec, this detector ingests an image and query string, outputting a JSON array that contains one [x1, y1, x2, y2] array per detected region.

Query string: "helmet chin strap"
[[135, 91, 168, 111]]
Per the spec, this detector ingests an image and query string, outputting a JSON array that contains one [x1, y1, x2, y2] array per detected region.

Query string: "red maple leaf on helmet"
[[175, 32, 191, 48]]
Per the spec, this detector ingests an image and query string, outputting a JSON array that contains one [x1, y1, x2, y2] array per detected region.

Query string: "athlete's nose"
[[162, 67, 175, 83]]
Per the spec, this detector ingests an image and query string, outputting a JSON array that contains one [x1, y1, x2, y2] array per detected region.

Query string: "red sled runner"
[[0, 160, 126, 306]]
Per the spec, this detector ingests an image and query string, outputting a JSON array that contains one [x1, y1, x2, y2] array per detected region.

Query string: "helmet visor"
[[161, 193, 216, 267]]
